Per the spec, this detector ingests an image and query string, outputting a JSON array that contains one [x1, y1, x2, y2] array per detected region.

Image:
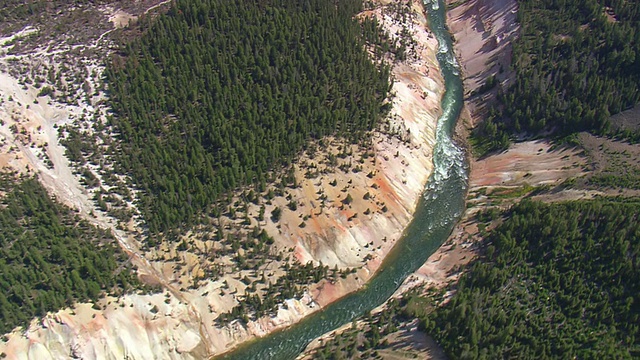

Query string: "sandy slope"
[[446, 0, 518, 124], [411, 140, 586, 280], [470, 140, 586, 189]]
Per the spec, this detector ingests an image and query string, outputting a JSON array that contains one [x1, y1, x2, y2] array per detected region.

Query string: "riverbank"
[[296, 1, 580, 354], [381, 0, 522, 300], [396, 0, 521, 292], [380, 0, 582, 332]]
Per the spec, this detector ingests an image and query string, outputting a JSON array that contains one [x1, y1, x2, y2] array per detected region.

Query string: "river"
[[218, 0, 467, 358]]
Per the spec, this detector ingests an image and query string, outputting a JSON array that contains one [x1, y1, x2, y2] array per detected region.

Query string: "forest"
[[474, 0, 640, 151], [0, 174, 139, 335], [423, 199, 640, 359], [105, 0, 392, 237]]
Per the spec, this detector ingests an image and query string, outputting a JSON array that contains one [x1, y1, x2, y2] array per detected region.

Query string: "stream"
[[219, 0, 467, 358]]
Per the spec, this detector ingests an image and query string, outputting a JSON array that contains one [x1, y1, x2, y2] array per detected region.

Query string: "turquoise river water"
[[218, 0, 467, 358]]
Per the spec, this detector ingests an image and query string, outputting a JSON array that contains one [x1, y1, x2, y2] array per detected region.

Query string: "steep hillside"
[[0, 175, 139, 336], [0, 0, 448, 358], [470, 0, 640, 153], [104, 0, 392, 236]]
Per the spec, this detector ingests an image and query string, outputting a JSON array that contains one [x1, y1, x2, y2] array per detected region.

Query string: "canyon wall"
[[0, 0, 446, 358], [446, 0, 518, 124]]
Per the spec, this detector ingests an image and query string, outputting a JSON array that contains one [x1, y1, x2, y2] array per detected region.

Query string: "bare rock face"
[[0, 0, 445, 359], [3, 298, 203, 360], [446, 0, 519, 124]]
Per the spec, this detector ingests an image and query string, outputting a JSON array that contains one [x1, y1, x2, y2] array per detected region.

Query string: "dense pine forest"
[[424, 199, 640, 359], [475, 0, 640, 151], [105, 0, 392, 237], [0, 175, 139, 334]]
